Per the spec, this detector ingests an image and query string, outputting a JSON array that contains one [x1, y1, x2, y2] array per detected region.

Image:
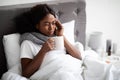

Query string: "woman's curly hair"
[[14, 4, 56, 34]]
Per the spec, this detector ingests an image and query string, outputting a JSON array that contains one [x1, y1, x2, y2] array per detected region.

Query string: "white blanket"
[[30, 50, 83, 80], [1, 50, 83, 80], [2, 42, 120, 80], [1, 72, 28, 80], [1, 42, 84, 80], [82, 50, 120, 80]]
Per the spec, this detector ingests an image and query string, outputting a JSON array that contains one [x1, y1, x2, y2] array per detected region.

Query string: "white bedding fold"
[[2, 49, 120, 80], [82, 50, 120, 80], [1, 72, 28, 80], [30, 50, 83, 80]]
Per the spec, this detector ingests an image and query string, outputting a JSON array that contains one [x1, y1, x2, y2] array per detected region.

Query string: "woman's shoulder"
[[22, 40, 33, 44], [21, 40, 41, 48], [21, 40, 35, 47]]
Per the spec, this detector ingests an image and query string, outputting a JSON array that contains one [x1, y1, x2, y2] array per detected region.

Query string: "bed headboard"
[[0, 1, 86, 78]]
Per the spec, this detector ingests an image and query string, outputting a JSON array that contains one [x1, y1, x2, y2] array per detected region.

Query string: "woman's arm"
[[64, 36, 82, 59], [55, 20, 82, 60], [21, 38, 54, 78], [21, 48, 46, 78]]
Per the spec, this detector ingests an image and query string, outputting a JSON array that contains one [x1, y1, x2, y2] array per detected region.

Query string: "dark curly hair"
[[14, 4, 56, 34]]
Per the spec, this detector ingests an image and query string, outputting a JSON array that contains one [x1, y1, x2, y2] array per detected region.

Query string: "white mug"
[[52, 36, 64, 50]]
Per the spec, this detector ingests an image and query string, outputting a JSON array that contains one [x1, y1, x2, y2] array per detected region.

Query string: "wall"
[[86, 0, 120, 53]]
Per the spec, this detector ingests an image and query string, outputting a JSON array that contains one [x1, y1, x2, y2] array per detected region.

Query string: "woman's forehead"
[[43, 14, 56, 21]]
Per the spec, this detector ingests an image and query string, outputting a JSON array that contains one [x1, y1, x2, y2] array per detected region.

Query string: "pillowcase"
[[62, 20, 75, 44], [3, 33, 21, 69]]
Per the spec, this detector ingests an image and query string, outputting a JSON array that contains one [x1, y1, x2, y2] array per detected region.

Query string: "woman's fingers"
[[42, 38, 54, 51], [47, 38, 55, 50], [55, 19, 64, 36], [55, 19, 63, 29]]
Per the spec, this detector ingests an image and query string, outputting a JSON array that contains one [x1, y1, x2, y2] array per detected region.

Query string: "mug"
[[52, 36, 64, 50]]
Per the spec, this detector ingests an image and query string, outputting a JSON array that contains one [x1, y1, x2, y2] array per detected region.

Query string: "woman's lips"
[[48, 31, 54, 35]]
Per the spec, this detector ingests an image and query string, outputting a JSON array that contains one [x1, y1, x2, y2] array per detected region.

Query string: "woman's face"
[[36, 14, 56, 36]]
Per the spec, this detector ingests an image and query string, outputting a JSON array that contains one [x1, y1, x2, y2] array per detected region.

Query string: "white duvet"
[[82, 50, 120, 80], [2, 50, 83, 80], [30, 50, 83, 80], [1, 43, 120, 80]]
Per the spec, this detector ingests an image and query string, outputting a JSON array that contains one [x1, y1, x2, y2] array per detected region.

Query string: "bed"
[[0, 0, 86, 79], [1, 0, 120, 80]]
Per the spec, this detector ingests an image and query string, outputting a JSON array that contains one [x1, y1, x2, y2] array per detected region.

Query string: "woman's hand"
[[55, 19, 64, 36], [41, 38, 55, 53]]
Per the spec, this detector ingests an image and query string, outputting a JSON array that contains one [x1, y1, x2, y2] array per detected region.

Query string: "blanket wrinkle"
[[30, 50, 83, 80], [2, 49, 120, 80]]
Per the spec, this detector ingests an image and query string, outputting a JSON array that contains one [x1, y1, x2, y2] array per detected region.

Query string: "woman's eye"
[[52, 22, 56, 25], [44, 23, 49, 26], [43, 21, 56, 26]]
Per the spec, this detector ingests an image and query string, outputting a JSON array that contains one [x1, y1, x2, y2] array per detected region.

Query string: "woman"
[[16, 4, 82, 79]]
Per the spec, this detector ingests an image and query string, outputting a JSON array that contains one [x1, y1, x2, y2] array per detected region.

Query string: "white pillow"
[[62, 20, 75, 44], [3, 33, 21, 69]]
